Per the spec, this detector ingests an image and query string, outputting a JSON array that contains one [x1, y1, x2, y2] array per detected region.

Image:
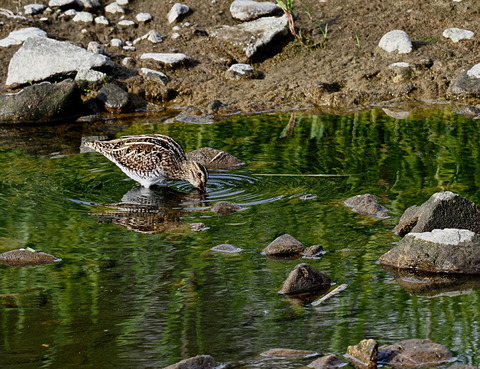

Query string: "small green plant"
[[354, 32, 361, 48], [277, 0, 298, 38], [319, 23, 329, 40]]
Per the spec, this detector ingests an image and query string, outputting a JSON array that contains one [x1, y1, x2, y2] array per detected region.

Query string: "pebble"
[[24, 4, 46, 15], [136, 12, 152, 22], [49, 0, 75, 7], [168, 3, 190, 23], [442, 27, 474, 42], [95, 15, 109, 25], [133, 30, 163, 44], [110, 38, 124, 47], [105, 2, 124, 14], [140, 52, 191, 67], [116, 0, 129, 5], [73, 11, 94, 23], [140, 68, 170, 84], [63, 8, 77, 16], [378, 30, 412, 54], [389, 62, 411, 68], [118, 19, 135, 26], [87, 41, 107, 55], [227, 63, 256, 78]]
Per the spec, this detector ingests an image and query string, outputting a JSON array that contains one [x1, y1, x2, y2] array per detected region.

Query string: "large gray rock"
[[230, 0, 281, 21], [0, 27, 47, 47], [394, 191, 480, 236], [451, 63, 480, 96], [378, 228, 480, 274], [281, 263, 331, 294], [96, 83, 130, 112], [0, 80, 84, 123], [210, 14, 289, 61], [6, 37, 113, 88]]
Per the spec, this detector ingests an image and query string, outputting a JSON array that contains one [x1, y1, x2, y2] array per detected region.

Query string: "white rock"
[[87, 41, 107, 55], [73, 11, 94, 22], [467, 63, 480, 78], [95, 15, 109, 25], [133, 30, 163, 44], [105, 2, 124, 14], [110, 38, 124, 47], [230, 0, 280, 21], [171, 32, 181, 39], [136, 12, 152, 22], [228, 63, 255, 76], [0, 27, 47, 47], [77, 0, 101, 9], [442, 28, 474, 43], [122, 57, 133, 66], [6, 37, 113, 87], [48, 0, 76, 7], [408, 228, 475, 246], [167, 3, 190, 23], [63, 9, 77, 16], [140, 52, 190, 67], [24, 4, 47, 15], [378, 30, 412, 54], [118, 19, 135, 26], [172, 26, 181, 31], [116, 0, 129, 4], [75, 69, 107, 82], [389, 62, 412, 68], [123, 46, 136, 51], [140, 68, 170, 84]]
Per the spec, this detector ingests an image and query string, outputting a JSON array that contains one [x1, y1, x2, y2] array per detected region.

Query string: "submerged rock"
[[302, 245, 325, 258], [308, 354, 345, 369], [344, 194, 388, 218], [378, 30, 412, 54], [0, 248, 61, 267], [281, 263, 331, 294], [378, 339, 452, 368], [210, 244, 243, 253], [260, 348, 320, 358], [263, 234, 305, 256], [6, 37, 113, 88], [96, 83, 131, 112], [345, 339, 378, 369], [378, 228, 480, 274], [186, 147, 244, 169], [0, 80, 84, 123], [163, 355, 216, 369], [394, 191, 480, 236], [211, 201, 242, 214]]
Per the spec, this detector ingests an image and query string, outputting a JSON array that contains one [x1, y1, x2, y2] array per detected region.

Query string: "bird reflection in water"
[[91, 186, 208, 234]]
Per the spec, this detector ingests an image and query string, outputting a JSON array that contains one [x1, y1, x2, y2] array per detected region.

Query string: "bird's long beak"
[[196, 183, 207, 192]]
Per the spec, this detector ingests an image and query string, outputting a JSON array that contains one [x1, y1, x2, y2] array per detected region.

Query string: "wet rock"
[[281, 263, 331, 294], [308, 354, 345, 369], [140, 52, 191, 68], [140, 68, 170, 84], [394, 191, 480, 236], [302, 245, 325, 258], [442, 28, 474, 42], [211, 201, 242, 214], [6, 37, 113, 88], [0, 79, 84, 123], [378, 30, 412, 54], [211, 14, 289, 61], [96, 83, 131, 112], [227, 63, 261, 79], [344, 194, 388, 218], [260, 348, 320, 358], [263, 234, 305, 256], [345, 339, 378, 369], [378, 339, 452, 368], [456, 105, 480, 118], [0, 27, 47, 47], [186, 147, 244, 169], [378, 228, 480, 274], [163, 355, 216, 369], [174, 113, 214, 124], [0, 248, 61, 267], [24, 4, 47, 15], [168, 3, 191, 23], [230, 0, 281, 21], [190, 222, 209, 231], [451, 64, 480, 96], [210, 244, 243, 253]]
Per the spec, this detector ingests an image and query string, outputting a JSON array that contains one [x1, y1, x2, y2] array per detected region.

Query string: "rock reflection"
[[92, 186, 207, 234], [381, 265, 480, 297]]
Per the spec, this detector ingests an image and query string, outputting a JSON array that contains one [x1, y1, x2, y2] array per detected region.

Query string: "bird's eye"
[[196, 172, 202, 178]]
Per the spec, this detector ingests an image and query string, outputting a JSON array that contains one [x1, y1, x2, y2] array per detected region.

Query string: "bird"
[[84, 134, 209, 191]]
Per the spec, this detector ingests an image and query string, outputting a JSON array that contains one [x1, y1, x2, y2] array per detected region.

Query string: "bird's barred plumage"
[[85, 134, 209, 191]]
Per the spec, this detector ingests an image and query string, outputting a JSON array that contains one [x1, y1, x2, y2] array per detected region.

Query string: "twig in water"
[[311, 284, 347, 306], [256, 173, 350, 177]]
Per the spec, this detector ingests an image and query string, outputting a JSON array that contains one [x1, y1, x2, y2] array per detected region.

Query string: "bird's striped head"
[[183, 160, 209, 192]]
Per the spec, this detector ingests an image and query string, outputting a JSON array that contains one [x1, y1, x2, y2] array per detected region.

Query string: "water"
[[0, 107, 480, 368]]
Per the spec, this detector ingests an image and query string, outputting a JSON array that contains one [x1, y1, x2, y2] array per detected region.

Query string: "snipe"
[[85, 134, 209, 191]]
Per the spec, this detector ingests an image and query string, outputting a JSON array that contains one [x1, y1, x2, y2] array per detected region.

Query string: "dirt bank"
[[0, 0, 479, 113]]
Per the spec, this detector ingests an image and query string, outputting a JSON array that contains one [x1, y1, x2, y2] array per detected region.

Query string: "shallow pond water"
[[1, 107, 480, 368]]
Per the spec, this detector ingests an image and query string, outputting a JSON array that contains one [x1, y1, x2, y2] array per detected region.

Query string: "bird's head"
[[184, 161, 209, 192]]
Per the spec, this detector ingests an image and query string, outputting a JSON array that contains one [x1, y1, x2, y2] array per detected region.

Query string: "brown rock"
[[308, 354, 345, 369], [163, 355, 216, 369], [0, 248, 61, 267], [378, 339, 452, 368], [345, 339, 378, 369], [282, 263, 331, 294], [344, 194, 388, 218], [211, 201, 242, 214], [263, 234, 305, 256]]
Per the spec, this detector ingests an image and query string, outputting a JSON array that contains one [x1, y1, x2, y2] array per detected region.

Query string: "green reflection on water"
[[0, 107, 479, 368]]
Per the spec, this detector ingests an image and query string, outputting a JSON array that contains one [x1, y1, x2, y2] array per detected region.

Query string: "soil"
[[0, 0, 479, 114]]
